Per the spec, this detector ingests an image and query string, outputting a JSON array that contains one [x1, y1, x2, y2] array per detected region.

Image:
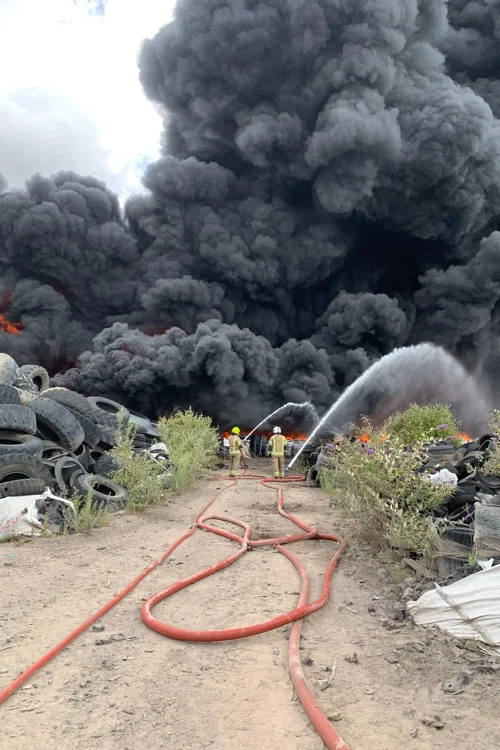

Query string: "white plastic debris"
[[148, 441, 169, 455], [223, 437, 229, 447], [478, 559, 495, 570], [0, 489, 75, 540], [424, 468, 458, 487], [407, 566, 500, 650]]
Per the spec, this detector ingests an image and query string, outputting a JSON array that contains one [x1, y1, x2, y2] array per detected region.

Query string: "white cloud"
[[0, 0, 174, 201]]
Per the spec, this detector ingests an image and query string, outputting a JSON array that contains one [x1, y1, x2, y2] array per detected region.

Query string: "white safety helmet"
[[273, 426, 281, 434]]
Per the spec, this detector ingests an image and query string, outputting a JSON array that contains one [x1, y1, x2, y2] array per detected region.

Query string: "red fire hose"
[[0, 470, 349, 750]]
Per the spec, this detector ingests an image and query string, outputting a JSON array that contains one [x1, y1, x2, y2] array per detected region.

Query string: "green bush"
[[480, 410, 500, 476], [111, 426, 171, 512], [61, 408, 219, 529], [384, 403, 460, 445], [157, 408, 219, 493], [70, 490, 111, 533], [321, 417, 454, 552]]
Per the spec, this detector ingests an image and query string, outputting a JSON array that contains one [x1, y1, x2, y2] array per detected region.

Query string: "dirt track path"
[[1, 459, 500, 749]]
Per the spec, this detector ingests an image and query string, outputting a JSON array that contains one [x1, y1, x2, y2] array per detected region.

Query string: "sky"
[[0, 0, 175, 201]]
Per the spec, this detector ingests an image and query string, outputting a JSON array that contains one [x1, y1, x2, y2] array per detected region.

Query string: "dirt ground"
[[1, 458, 500, 750]]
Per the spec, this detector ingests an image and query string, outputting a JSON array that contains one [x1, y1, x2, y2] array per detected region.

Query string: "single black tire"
[[133, 433, 154, 450], [477, 472, 500, 491], [0, 477, 47, 498], [0, 384, 21, 405], [0, 404, 37, 435], [306, 465, 321, 488], [0, 431, 43, 459], [29, 398, 85, 451], [96, 423, 120, 448], [42, 387, 111, 426], [88, 446, 106, 468], [74, 473, 128, 510], [94, 454, 122, 477], [64, 408, 103, 448], [0, 354, 18, 386], [68, 467, 86, 489], [41, 440, 73, 466], [87, 396, 130, 426], [54, 456, 87, 489], [0, 454, 54, 488], [17, 364, 50, 393], [73, 442, 90, 470], [128, 409, 161, 438]]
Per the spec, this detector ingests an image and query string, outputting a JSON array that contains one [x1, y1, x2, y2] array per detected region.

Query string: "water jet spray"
[[243, 402, 318, 443], [288, 343, 491, 472]]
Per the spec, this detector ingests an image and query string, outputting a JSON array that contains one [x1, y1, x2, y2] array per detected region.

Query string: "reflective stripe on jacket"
[[268, 434, 287, 456], [228, 435, 242, 455]]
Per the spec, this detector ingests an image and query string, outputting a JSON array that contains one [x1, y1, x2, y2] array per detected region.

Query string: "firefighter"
[[268, 425, 287, 479], [228, 426, 243, 477]]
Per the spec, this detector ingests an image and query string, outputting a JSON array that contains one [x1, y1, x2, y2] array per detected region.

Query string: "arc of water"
[[243, 402, 317, 443], [288, 342, 492, 472], [287, 410, 334, 470]]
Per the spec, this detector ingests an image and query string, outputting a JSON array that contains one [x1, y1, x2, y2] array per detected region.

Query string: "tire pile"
[[0, 353, 165, 530], [433, 435, 500, 522]]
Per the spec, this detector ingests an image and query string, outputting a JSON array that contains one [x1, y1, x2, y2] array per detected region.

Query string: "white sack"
[[0, 489, 75, 540], [407, 565, 500, 649]]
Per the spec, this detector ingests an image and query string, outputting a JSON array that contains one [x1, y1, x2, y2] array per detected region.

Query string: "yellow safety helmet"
[[232, 426, 240, 434]]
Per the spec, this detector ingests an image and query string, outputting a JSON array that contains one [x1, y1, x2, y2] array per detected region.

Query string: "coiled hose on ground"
[[0, 469, 349, 750]]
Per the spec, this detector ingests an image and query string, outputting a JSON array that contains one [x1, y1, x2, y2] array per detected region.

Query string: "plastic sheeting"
[[0, 489, 75, 540], [407, 566, 500, 650], [424, 468, 458, 487]]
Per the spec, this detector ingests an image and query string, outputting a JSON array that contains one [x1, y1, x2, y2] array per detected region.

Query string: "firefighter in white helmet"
[[268, 426, 287, 479]]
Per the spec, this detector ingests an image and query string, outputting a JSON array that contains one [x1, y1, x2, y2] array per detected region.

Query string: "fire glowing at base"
[[0, 314, 23, 334]]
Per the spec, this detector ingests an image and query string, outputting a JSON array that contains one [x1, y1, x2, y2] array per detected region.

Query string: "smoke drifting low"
[[1, 0, 500, 427]]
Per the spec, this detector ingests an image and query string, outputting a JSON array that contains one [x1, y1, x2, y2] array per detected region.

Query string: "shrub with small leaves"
[[480, 410, 500, 476], [384, 403, 460, 445], [111, 425, 171, 511], [321, 416, 455, 552], [157, 408, 219, 494]]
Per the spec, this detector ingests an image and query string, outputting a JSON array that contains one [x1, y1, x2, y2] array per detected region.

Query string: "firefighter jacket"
[[228, 434, 243, 455], [268, 434, 287, 456]]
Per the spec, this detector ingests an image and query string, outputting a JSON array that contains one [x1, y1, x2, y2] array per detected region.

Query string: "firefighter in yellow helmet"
[[228, 426, 243, 477], [268, 426, 287, 479]]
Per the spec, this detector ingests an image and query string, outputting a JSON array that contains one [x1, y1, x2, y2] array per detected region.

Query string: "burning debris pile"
[[0, 353, 169, 538], [2, 2, 500, 427]]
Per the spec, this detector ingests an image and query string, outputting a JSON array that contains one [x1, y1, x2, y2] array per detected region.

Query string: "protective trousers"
[[229, 453, 240, 477], [272, 455, 284, 479]]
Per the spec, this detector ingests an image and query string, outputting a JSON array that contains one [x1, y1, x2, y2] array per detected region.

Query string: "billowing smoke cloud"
[[1, 0, 500, 427]]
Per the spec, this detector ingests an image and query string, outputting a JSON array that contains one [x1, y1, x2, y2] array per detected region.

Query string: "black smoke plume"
[[1, 0, 500, 427]]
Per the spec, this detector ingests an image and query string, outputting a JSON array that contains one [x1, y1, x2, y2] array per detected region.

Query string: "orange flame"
[[357, 432, 388, 443], [458, 432, 472, 443], [0, 314, 23, 335]]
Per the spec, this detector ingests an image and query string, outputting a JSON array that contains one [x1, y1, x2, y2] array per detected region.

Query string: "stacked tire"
[[0, 356, 54, 499], [0, 354, 130, 519]]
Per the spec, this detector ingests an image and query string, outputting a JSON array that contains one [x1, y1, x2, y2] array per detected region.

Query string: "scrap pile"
[[423, 434, 500, 575], [0, 353, 168, 538]]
